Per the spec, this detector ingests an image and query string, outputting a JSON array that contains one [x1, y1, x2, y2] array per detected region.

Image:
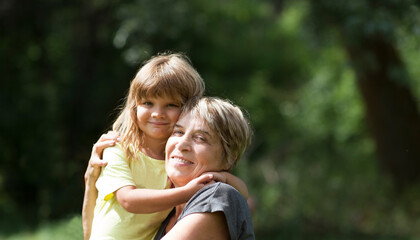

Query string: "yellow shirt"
[[90, 144, 171, 240]]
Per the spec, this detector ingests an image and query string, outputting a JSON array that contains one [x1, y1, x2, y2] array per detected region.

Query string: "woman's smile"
[[170, 156, 194, 165]]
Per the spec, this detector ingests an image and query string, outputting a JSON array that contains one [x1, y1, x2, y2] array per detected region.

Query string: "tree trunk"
[[345, 35, 420, 190]]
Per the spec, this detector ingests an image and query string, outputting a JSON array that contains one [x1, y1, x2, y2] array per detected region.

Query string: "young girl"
[[83, 53, 248, 240]]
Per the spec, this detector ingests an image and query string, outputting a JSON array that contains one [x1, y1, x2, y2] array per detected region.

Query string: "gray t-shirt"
[[154, 182, 255, 240]]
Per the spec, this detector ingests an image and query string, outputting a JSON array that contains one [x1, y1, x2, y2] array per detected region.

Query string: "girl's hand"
[[182, 172, 227, 194], [182, 174, 215, 199], [204, 171, 227, 183], [84, 131, 119, 183]]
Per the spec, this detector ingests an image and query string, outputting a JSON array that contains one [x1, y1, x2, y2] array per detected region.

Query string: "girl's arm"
[[114, 174, 215, 213], [114, 172, 247, 216]]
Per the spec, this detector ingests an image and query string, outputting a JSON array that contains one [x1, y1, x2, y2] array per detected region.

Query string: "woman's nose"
[[176, 136, 191, 151]]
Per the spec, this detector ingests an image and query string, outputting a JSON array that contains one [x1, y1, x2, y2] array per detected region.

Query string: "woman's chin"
[[167, 173, 192, 186]]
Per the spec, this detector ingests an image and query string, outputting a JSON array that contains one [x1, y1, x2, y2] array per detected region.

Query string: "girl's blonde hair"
[[113, 53, 205, 160], [181, 97, 253, 170]]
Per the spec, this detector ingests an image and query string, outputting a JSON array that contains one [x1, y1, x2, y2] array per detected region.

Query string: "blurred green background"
[[1, 0, 420, 239]]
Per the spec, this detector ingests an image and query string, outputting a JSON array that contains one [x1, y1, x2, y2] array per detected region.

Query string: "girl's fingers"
[[195, 174, 214, 184]]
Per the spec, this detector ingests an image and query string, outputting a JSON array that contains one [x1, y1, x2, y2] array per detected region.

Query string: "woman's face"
[[165, 113, 227, 186]]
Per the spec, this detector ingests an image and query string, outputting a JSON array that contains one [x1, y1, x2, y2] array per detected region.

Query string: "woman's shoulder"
[[204, 182, 243, 198], [203, 182, 243, 200], [180, 182, 255, 240], [183, 182, 247, 214], [211, 182, 241, 194]]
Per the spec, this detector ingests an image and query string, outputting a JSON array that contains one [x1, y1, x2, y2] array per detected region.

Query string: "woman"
[[86, 96, 255, 239], [154, 96, 254, 239]]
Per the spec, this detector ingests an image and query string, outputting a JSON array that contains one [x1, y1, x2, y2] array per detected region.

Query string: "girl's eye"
[[143, 102, 153, 106], [167, 103, 180, 108]]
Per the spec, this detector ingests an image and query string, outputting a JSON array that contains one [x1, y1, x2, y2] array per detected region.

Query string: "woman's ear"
[[223, 159, 233, 172]]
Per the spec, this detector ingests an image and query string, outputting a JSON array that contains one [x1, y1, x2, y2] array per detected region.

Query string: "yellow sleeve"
[[95, 144, 136, 201]]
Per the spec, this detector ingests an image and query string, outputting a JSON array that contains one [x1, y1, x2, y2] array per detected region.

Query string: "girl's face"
[[165, 113, 227, 187], [136, 96, 182, 142]]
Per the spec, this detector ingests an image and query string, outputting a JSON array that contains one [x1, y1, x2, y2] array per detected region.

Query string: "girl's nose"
[[151, 107, 165, 118]]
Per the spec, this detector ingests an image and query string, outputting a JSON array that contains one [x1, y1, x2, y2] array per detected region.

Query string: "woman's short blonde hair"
[[181, 97, 253, 170], [113, 53, 205, 160]]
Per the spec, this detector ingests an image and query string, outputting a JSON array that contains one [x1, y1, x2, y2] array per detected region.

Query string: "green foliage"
[[0, 0, 134, 224], [397, 23, 420, 100]]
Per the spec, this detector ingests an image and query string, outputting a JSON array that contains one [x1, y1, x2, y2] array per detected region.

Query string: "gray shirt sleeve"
[[154, 182, 255, 240]]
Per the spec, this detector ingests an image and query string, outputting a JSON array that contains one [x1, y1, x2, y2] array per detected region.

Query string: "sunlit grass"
[[1, 215, 82, 240]]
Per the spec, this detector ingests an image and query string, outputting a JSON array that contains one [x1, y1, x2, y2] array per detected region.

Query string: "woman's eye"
[[172, 130, 183, 136], [195, 136, 206, 142]]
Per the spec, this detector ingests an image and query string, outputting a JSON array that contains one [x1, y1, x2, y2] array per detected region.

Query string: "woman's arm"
[[158, 183, 255, 240], [82, 133, 118, 240], [161, 212, 230, 240], [82, 174, 98, 240]]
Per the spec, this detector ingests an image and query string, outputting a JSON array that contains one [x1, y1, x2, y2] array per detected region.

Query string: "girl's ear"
[[130, 105, 138, 125]]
